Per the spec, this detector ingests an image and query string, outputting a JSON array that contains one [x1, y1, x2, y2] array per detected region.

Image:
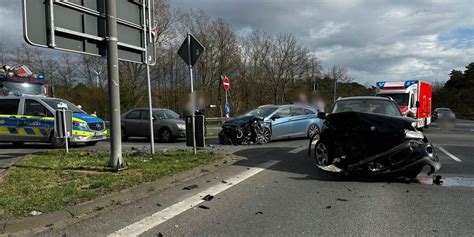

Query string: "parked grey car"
[[121, 108, 185, 142]]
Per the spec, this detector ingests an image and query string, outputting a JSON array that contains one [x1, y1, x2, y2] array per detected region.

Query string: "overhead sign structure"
[[22, 0, 156, 64], [178, 33, 205, 155], [223, 76, 230, 91]]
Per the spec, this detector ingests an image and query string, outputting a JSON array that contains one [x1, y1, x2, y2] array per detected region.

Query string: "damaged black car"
[[219, 115, 271, 145], [309, 96, 440, 178]]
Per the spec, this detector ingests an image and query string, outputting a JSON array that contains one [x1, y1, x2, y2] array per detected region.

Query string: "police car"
[[0, 96, 108, 147]]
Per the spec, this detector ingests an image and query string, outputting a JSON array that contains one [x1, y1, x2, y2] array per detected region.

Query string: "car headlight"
[[177, 124, 186, 130], [73, 121, 88, 129]]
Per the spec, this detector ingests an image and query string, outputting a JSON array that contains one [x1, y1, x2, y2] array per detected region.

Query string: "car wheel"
[[307, 124, 320, 139], [257, 127, 271, 144], [314, 141, 332, 166], [159, 127, 173, 142], [12, 142, 24, 147], [121, 127, 128, 141], [51, 135, 66, 148], [85, 141, 98, 146]]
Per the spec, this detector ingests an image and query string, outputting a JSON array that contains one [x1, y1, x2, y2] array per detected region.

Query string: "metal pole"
[[62, 109, 69, 153], [143, 0, 155, 154], [333, 78, 337, 103], [187, 33, 197, 155], [146, 64, 155, 153], [106, 0, 125, 170]]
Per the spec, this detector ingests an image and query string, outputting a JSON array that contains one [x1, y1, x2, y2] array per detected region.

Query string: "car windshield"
[[41, 98, 84, 113], [1, 82, 45, 96], [438, 108, 452, 113], [245, 107, 278, 117], [332, 99, 402, 116], [378, 93, 409, 106]]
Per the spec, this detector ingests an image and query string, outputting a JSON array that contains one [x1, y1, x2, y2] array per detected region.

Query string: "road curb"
[[0, 152, 243, 236]]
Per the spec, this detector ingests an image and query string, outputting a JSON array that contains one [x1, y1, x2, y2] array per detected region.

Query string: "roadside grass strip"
[[0, 149, 223, 220]]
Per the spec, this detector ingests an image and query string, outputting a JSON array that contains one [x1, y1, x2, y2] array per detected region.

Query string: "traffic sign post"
[[222, 76, 230, 118], [54, 109, 72, 153], [178, 33, 205, 155], [22, 0, 157, 170]]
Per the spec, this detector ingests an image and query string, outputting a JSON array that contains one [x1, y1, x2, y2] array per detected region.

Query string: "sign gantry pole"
[[143, 0, 155, 154], [106, 0, 126, 170], [187, 33, 197, 155]]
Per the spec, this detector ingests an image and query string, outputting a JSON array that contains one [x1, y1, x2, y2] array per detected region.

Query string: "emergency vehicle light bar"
[[404, 80, 418, 88], [376, 82, 385, 89]]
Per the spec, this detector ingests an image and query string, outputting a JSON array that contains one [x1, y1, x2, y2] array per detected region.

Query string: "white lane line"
[[438, 147, 462, 162], [288, 147, 307, 154], [108, 160, 280, 237]]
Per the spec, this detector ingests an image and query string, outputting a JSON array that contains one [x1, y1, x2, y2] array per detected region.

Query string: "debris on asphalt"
[[206, 180, 211, 183], [29, 210, 42, 216], [208, 144, 216, 148], [174, 224, 179, 228], [406, 190, 410, 193], [202, 194, 214, 201], [156, 232, 164, 237], [131, 147, 142, 156], [255, 211, 263, 215], [156, 203, 162, 207], [336, 198, 348, 202], [198, 205, 210, 209], [183, 184, 198, 190], [201, 169, 209, 172], [44, 223, 53, 228], [433, 175, 443, 185], [326, 205, 332, 209], [221, 180, 228, 184], [347, 188, 352, 192]]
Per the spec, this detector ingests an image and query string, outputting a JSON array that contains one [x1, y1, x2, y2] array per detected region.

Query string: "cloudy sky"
[[1, 0, 473, 85], [171, 0, 474, 85]]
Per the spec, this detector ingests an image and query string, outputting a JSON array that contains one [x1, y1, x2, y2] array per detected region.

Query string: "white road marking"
[[438, 147, 462, 162], [288, 147, 307, 154], [108, 160, 280, 237]]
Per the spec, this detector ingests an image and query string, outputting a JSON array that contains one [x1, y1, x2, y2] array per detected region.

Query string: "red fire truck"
[[0, 65, 49, 97], [375, 80, 432, 128]]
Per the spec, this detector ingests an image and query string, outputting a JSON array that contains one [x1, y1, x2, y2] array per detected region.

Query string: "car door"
[[289, 106, 311, 137], [139, 110, 157, 137], [123, 110, 142, 137], [0, 98, 21, 142], [22, 99, 54, 142], [270, 107, 292, 139]]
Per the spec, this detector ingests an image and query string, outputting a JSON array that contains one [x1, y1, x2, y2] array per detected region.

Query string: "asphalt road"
[[21, 119, 472, 236], [1, 120, 473, 236]]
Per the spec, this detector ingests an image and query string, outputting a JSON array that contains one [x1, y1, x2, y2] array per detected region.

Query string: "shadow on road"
[[232, 147, 419, 184]]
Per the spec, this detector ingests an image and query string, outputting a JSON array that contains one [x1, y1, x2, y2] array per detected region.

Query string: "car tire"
[[121, 127, 128, 141], [314, 140, 332, 166], [12, 142, 24, 147], [159, 127, 173, 142], [307, 124, 320, 139], [257, 127, 271, 144], [51, 135, 66, 148], [85, 141, 98, 146]]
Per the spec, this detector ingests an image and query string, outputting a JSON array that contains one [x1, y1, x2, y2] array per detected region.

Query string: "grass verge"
[[0, 149, 223, 220]]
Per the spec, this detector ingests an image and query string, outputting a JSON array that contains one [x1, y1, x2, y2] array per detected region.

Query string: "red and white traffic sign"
[[223, 76, 230, 90]]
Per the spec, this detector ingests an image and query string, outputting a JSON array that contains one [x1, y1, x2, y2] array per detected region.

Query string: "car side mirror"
[[415, 101, 420, 108], [317, 112, 327, 119]]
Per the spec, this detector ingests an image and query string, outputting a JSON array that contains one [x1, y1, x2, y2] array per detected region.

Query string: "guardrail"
[[456, 113, 474, 120], [104, 117, 227, 127]]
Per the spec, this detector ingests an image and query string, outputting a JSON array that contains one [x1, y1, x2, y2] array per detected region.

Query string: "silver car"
[[121, 108, 185, 142]]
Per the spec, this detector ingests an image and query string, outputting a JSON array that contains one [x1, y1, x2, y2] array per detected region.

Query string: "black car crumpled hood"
[[322, 112, 416, 159], [325, 111, 414, 134]]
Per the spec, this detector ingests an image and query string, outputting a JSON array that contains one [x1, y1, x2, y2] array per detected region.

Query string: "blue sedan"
[[222, 104, 323, 143]]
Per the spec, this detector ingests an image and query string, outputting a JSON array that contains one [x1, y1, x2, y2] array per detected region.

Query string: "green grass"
[[0, 149, 223, 220]]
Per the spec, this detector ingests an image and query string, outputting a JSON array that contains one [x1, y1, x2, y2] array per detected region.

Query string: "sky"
[[1, 0, 473, 85]]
